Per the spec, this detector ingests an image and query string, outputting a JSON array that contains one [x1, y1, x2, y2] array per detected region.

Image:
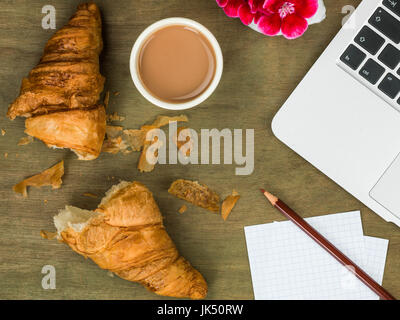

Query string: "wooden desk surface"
[[0, 0, 398, 300]]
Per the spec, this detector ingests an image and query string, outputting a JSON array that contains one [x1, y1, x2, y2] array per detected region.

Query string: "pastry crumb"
[[104, 91, 110, 108], [102, 136, 129, 154], [1, 129, 5, 136], [107, 271, 115, 278], [4, 153, 8, 159], [113, 91, 120, 96], [40, 230, 57, 240], [106, 125, 123, 138], [83, 192, 98, 198], [106, 112, 125, 122], [178, 205, 187, 214], [18, 135, 34, 146], [122, 129, 146, 152]]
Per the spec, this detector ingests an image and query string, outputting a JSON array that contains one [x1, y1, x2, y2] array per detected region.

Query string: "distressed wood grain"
[[1, 0, 398, 300]]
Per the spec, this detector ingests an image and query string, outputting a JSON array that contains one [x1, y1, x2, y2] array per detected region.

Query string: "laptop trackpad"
[[370, 153, 400, 219]]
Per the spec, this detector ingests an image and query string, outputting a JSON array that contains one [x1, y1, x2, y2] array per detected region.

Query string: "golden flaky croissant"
[[7, 3, 106, 160], [53, 181, 208, 299]]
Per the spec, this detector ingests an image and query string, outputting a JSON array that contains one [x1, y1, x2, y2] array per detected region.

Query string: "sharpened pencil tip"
[[260, 188, 278, 205]]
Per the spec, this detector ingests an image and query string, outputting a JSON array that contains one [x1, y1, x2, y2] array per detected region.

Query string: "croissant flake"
[[17, 135, 34, 146], [40, 230, 58, 240], [173, 127, 194, 157], [122, 129, 146, 152], [105, 125, 123, 138], [221, 191, 240, 221], [101, 136, 128, 154], [13, 160, 64, 197], [106, 112, 125, 122], [178, 205, 188, 214], [150, 115, 188, 128]]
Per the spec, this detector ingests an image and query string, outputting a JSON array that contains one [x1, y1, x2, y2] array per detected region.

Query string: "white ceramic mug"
[[130, 17, 223, 110]]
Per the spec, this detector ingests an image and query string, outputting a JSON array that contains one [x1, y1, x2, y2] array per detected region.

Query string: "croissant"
[[7, 3, 106, 160], [25, 105, 106, 160], [54, 181, 208, 299]]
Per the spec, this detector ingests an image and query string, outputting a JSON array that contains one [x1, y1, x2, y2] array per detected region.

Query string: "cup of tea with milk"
[[130, 18, 223, 110]]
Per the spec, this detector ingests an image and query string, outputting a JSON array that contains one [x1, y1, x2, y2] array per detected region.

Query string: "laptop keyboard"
[[339, 1, 400, 107]]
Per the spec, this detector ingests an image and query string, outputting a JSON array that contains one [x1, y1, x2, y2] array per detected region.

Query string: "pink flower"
[[216, 0, 319, 39]]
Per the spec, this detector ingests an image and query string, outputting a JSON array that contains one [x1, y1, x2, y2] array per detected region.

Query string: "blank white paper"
[[244, 211, 388, 300], [363, 236, 389, 285]]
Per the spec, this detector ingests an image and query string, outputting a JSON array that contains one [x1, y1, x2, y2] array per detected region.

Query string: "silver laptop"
[[272, 0, 400, 226]]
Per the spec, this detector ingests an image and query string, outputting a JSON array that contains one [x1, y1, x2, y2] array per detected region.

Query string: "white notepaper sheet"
[[363, 236, 389, 285], [244, 211, 389, 300]]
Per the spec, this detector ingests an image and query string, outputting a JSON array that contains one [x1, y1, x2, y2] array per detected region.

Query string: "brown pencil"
[[260, 188, 396, 300]]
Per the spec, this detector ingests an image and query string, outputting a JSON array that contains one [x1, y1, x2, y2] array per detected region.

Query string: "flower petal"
[[223, 0, 246, 17], [281, 14, 308, 39], [216, 0, 229, 7], [248, 0, 266, 13], [239, 3, 255, 25], [292, 0, 319, 18], [257, 13, 281, 36], [253, 11, 263, 24], [262, 0, 285, 13]]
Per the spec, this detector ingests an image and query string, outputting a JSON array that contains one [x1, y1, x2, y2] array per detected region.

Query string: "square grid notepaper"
[[244, 211, 389, 300]]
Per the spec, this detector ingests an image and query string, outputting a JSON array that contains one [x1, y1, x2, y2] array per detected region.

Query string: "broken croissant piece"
[[7, 3, 106, 160], [13, 160, 64, 197], [53, 181, 207, 299], [25, 106, 106, 160], [168, 179, 220, 212]]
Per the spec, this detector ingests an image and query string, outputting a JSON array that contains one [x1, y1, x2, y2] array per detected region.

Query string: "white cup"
[[130, 17, 223, 110]]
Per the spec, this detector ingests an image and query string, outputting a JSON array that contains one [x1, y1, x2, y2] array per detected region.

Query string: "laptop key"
[[354, 26, 385, 55], [378, 44, 400, 69], [340, 44, 366, 70], [383, 0, 400, 17], [378, 73, 400, 99], [359, 59, 385, 84], [369, 8, 400, 44]]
